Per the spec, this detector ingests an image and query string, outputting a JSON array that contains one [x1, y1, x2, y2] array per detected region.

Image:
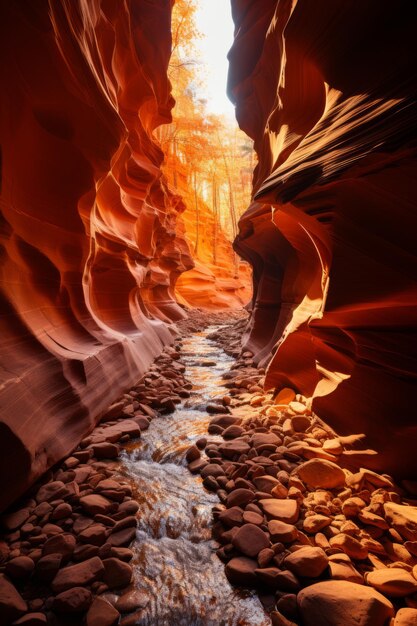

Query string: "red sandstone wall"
[[229, 0, 417, 477], [0, 0, 193, 511]]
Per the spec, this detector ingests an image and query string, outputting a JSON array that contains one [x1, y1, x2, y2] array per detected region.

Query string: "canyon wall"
[[228, 0, 417, 477], [0, 0, 193, 512]]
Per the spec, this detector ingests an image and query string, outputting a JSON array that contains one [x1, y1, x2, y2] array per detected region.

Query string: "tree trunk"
[[212, 174, 218, 265], [193, 169, 199, 255]]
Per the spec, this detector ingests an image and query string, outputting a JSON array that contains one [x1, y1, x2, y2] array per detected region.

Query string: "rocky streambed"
[[1, 311, 417, 626], [0, 311, 267, 626], [185, 323, 417, 626]]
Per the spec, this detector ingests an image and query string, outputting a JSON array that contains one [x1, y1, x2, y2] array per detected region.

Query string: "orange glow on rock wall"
[[229, 0, 417, 477], [0, 0, 194, 511]]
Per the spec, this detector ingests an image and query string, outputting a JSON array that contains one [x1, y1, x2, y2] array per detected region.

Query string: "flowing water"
[[119, 327, 271, 626]]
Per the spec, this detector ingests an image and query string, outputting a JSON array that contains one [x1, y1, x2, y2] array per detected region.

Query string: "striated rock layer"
[[0, 0, 193, 511], [228, 0, 417, 477]]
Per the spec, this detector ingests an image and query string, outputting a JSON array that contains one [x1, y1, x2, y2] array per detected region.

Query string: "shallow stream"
[[120, 326, 271, 626]]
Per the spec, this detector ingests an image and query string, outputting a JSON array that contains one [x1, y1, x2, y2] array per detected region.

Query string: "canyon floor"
[[1, 310, 417, 626]]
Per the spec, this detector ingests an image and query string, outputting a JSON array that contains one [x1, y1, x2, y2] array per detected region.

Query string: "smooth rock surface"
[[86, 597, 120, 626], [296, 460, 346, 490], [297, 580, 394, 625], [229, 0, 417, 478], [366, 567, 417, 597], [259, 499, 299, 524], [394, 608, 417, 625], [284, 547, 329, 578], [51, 557, 104, 593], [232, 524, 270, 558], [0, 574, 27, 622], [0, 0, 192, 512]]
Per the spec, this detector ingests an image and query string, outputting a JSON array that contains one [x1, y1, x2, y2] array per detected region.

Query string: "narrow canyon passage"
[[1, 1, 417, 626]]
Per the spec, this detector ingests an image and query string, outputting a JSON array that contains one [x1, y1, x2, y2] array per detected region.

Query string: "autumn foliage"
[[159, 0, 253, 308]]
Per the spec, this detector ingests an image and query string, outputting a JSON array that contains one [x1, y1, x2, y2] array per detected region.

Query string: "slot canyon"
[[0, 1, 416, 625]]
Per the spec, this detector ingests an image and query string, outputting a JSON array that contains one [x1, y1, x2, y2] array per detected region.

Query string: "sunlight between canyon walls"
[[229, 0, 417, 477], [160, 0, 253, 310]]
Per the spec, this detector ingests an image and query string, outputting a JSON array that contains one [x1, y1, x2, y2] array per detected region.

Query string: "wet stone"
[[242, 511, 264, 526], [103, 558, 133, 589], [91, 442, 119, 459], [115, 589, 150, 613], [206, 403, 230, 414], [223, 425, 246, 439], [52, 587, 92, 613], [86, 597, 120, 626], [118, 501, 139, 516], [255, 568, 300, 592], [219, 506, 244, 528], [225, 556, 258, 587], [232, 523, 270, 558], [51, 556, 104, 593], [219, 440, 251, 459], [253, 476, 280, 494], [284, 546, 329, 578], [79, 495, 114, 516], [195, 437, 207, 450], [78, 523, 108, 546], [42, 533, 76, 559], [226, 488, 255, 508], [258, 548, 275, 568], [185, 445, 200, 463], [200, 463, 225, 480], [108, 526, 136, 547], [251, 433, 282, 448]]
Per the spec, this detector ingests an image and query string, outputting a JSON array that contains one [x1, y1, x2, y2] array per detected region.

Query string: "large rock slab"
[[384, 503, 417, 541], [296, 459, 346, 490], [366, 567, 417, 597], [297, 580, 394, 625], [51, 557, 104, 593]]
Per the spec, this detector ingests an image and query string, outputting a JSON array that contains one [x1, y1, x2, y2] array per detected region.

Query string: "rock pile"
[[187, 324, 417, 626]]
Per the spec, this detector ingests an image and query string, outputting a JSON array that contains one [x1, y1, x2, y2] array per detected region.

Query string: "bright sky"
[[193, 0, 236, 119]]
